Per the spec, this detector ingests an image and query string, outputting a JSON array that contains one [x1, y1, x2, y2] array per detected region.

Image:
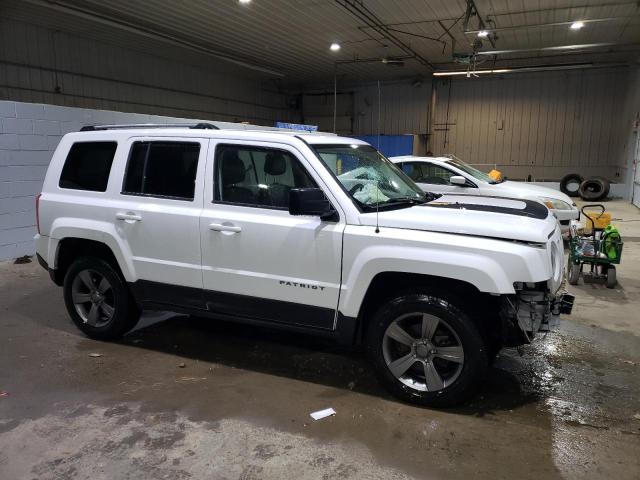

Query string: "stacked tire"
[[560, 174, 610, 201]]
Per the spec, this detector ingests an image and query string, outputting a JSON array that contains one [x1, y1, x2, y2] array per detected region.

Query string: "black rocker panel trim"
[[204, 289, 335, 330], [128, 280, 335, 331], [129, 280, 205, 310]]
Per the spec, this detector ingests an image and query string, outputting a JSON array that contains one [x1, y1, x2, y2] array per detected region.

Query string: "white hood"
[[492, 181, 574, 205], [359, 194, 557, 243]]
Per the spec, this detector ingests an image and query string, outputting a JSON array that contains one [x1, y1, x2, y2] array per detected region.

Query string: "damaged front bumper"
[[499, 288, 574, 347]]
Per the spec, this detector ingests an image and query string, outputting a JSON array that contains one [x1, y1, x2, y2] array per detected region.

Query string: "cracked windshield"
[[311, 144, 433, 210]]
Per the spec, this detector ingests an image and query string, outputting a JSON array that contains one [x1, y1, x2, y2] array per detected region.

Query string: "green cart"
[[567, 204, 623, 289]]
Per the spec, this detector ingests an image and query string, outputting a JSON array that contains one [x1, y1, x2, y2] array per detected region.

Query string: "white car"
[[390, 155, 579, 233], [35, 125, 572, 407]]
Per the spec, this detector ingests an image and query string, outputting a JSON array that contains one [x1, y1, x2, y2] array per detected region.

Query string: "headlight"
[[540, 197, 572, 210]]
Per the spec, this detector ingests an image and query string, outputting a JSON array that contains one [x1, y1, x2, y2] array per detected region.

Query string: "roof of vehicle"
[[69, 123, 369, 147]]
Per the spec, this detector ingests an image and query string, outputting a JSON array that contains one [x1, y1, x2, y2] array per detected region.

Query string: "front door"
[[199, 140, 344, 330]]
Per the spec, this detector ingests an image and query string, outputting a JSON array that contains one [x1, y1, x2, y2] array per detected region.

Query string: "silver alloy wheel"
[[382, 312, 464, 392], [71, 269, 115, 327]]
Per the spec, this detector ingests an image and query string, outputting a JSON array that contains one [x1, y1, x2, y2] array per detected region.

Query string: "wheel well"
[[355, 272, 502, 347], [53, 238, 121, 285]]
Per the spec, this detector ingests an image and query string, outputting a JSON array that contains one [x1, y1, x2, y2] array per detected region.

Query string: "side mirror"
[[450, 175, 467, 186], [289, 188, 337, 221]]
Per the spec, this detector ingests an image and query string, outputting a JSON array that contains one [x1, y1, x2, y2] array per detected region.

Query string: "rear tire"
[[63, 257, 140, 340], [365, 292, 488, 407], [606, 266, 617, 289]]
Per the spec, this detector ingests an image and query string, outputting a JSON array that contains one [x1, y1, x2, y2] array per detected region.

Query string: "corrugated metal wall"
[[430, 68, 631, 181], [621, 65, 640, 205], [353, 81, 431, 136], [301, 92, 354, 135], [300, 70, 632, 184], [0, 18, 292, 126], [301, 80, 431, 136]]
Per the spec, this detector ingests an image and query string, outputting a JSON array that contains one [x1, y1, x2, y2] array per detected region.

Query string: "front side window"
[[122, 141, 200, 200], [311, 144, 427, 210], [214, 145, 317, 209], [59, 141, 117, 191]]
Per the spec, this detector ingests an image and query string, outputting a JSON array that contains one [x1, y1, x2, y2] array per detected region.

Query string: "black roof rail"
[[79, 122, 219, 132]]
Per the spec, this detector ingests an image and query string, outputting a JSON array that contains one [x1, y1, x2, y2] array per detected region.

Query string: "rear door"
[[199, 140, 344, 330], [108, 137, 207, 308]]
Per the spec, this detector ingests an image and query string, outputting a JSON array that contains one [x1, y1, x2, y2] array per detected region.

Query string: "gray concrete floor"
[[1, 200, 639, 480]]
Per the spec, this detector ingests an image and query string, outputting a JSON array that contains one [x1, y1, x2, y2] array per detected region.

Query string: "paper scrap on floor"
[[310, 408, 336, 421]]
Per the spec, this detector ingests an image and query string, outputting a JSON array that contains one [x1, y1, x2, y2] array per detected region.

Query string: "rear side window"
[[122, 141, 200, 200], [59, 142, 117, 191]]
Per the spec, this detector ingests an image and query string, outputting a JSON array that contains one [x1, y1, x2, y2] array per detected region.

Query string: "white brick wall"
[[0, 100, 291, 261], [0, 101, 46, 260]]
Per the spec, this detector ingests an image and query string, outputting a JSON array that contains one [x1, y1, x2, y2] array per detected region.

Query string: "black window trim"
[[58, 140, 118, 193], [120, 140, 202, 202], [212, 142, 335, 215]]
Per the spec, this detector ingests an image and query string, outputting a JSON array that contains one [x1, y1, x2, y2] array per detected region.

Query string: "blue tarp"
[[351, 135, 413, 157]]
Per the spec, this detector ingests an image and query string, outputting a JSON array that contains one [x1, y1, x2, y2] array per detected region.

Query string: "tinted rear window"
[[59, 142, 117, 191], [122, 141, 200, 200]]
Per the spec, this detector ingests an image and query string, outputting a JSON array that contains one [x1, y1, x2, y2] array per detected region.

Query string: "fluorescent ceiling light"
[[330, 42, 341, 52], [570, 21, 584, 30], [433, 63, 596, 77], [477, 30, 489, 37], [433, 69, 512, 76], [239, 0, 251, 4]]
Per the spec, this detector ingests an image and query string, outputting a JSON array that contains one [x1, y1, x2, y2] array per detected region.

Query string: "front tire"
[[567, 259, 581, 285], [366, 292, 488, 407], [63, 257, 140, 340]]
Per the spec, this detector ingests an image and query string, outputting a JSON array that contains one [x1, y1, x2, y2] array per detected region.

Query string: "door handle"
[[116, 212, 142, 222], [209, 223, 241, 233]]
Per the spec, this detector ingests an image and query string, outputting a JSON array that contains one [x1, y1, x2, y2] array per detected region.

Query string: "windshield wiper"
[[424, 191, 441, 202], [378, 191, 442, 206], [374, 196, 427, 208]]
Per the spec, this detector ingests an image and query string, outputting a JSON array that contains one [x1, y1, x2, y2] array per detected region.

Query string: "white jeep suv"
[[35, 123, 573, 407]]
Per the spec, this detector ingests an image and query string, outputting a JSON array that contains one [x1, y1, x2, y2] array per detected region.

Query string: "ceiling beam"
[[486, 1, 639, 20], [433, 62, 630, 76], [465, 16, 640, 35], [475, 42, 640, 56], [462, 0, 496, 48], [334, 0, 435, 70]]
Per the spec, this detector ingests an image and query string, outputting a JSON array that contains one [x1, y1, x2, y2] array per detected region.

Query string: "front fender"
[[49, 218, 136, 282], [339, 226, 552, 318]]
